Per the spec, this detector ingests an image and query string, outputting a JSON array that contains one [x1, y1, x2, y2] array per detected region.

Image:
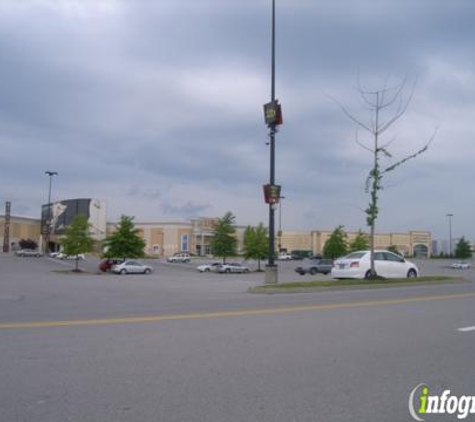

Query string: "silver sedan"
[[217, 263, 250, 274], [112, 260, 153, 275]]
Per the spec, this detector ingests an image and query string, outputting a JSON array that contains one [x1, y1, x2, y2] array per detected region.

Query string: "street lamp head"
[[45, 171, 58, 176]]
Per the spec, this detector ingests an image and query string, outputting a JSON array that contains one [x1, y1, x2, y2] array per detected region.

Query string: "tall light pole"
[[446, 213, 454, 257], [263, 0, 282, 284], [45, 171, 58, 254]]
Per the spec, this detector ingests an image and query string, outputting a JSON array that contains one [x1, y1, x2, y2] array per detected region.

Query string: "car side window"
[[384, 252, 404, 262], [374, 252, 386, 261]]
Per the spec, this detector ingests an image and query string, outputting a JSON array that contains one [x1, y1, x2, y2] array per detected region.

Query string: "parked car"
[[15, 249, 42, 257], [99, 258, 124, 272], [167, 252, 191, 263], [57, 253, 85, 260], [278, 252, 292, 261], [291, 250, 313, 260], [295, 259, 334, 275], [331, 250, 419, 279], [217, 263, 250, 274], [451, 262, 470, 269], [111, 260, 153, 275], [196, 262, 221, 272]]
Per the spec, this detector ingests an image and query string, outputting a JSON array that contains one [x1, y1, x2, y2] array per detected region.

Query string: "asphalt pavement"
[[1, 254, 475, 422]]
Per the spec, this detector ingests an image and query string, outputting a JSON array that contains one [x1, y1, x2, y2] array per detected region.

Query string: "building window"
[[152, 244, 160, 254], [181, 234, 189, 252]]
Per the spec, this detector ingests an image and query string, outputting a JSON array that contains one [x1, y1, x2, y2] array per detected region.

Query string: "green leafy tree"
[[323, 225, 348, 259], [103, 215, 146, 260], [61, 214, 95, 271], [211, 211, 237, 263], [455, 237, 472, 260], [243, 223, 268, 271], [348, 230, 369, 252]]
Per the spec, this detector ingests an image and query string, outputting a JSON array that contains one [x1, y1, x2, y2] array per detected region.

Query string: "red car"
[[99, 258, 124, 272]]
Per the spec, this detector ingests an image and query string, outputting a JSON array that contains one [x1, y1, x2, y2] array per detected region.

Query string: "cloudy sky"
[[1, 0, 474, 242]]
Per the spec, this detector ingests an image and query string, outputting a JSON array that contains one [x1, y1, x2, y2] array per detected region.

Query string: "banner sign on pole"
[[263, 184, 281, 204], [263, 100, 283, 127]]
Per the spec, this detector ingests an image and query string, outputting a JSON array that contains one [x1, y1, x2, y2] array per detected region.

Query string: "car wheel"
[[205, 268, 210, 272], [407, 269, 417, 278], [364, 270, 372, 279], [309, 268, 317, 275], [144, 268, 151, 274], [243, 268, 249, 273], [225, 268, 231, 273], [120, 269, 127, 275]]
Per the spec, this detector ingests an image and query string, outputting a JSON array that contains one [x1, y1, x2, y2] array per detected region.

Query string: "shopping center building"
[[1, 199, 431, 257]]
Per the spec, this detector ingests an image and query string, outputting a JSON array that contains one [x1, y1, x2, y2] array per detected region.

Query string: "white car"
[[217, 263, 250, 274], [167, 253, 191, 263], [197, 262, 221, 272], [15, 249, 42, 257], [451, 262, 470, 269], [331, 250, 419, 279], [57, 253, 85, 260], [278, 253, 292, 260], [112, 260, 153, 275]]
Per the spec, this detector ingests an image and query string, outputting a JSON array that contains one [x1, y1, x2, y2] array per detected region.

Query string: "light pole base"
[[265, 264, 278, 284]]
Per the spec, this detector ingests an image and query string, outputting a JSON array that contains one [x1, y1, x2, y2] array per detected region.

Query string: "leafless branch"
[[380, 135, 397, 150], [355, 130, 374, 153], [326, 92, 374, 134], [378, 77, 417, 134]]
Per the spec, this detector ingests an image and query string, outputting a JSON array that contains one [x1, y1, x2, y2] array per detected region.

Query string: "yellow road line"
[[1, 292, 475, 330]]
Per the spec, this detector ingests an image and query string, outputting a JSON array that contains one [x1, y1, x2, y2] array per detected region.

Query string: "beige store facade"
[[122, 221, 431, 258], [115, 218, 246, 257], [2, 213, 431, 258], [0, 215, 41, 251], [278, 229, 431, 257]]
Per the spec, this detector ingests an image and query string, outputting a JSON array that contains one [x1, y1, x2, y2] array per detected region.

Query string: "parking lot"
[[2, 252, 475, 422], [1, 254, 473, 321], [4, 252, 474, 286]]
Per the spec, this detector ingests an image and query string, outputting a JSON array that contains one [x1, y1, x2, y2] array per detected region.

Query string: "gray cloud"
[[1, 0, 474, 242]]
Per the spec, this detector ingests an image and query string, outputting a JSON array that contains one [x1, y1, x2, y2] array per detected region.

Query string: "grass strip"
[[249, 276, 462, 293]]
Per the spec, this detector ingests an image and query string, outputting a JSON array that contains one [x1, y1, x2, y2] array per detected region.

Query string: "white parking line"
[[457, 326, 475, 332]]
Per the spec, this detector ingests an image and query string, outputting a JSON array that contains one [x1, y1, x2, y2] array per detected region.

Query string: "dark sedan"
[[294, 259, 334, 275]]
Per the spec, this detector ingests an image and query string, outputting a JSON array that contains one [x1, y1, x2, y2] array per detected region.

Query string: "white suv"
[[167, 253, 191, 263]]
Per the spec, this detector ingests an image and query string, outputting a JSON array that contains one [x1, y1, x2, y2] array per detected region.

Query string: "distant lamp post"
[[278, 195, 285, 252], [45, 171, 58, 254], [446, 213, 454, 258]]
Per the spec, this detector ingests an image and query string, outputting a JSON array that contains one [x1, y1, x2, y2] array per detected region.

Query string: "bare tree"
[[336, 78, 435, 278]]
